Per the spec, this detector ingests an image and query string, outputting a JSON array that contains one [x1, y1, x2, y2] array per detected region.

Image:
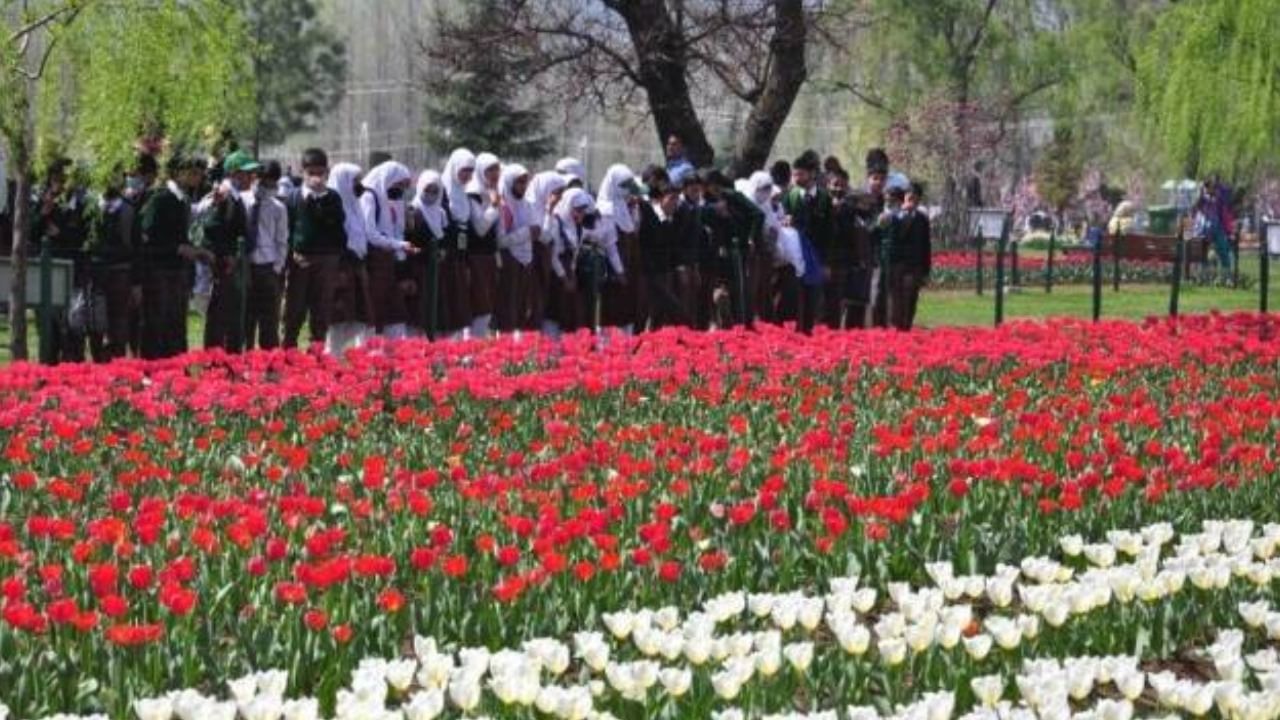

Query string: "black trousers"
[[141, 266, 189, 360], [246, 263, 282, 350]]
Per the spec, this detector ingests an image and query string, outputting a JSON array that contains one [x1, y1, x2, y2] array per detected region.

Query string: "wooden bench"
[[1102, 233, 1209, 272]]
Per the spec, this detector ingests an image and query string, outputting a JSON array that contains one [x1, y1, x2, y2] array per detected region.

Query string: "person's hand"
[[402, 242, 421, 255], [292, 252, 310, 269], [489, 190, 501, 207]]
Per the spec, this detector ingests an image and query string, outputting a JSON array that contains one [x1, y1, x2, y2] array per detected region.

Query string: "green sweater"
[[139, 186, 191, 271]]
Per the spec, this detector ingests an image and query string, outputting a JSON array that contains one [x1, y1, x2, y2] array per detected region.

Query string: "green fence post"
[[1231, 226, 1241, 288], [1112, 229, 1122, 292], [425, 244, 440, 340], [1169, 227, 1184, 318], [994, 221, 1007, 326], [1010, 234, 1020, 288], [1092, 228, 1102, 322], [39, 240, 53, 364], [239, 238, 249, 353], [1045, 227, 1055, 293]]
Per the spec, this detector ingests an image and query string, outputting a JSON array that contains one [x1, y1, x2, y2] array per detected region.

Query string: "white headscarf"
[[412, 170, 445, 239], [499, 164, 533, 232], [529, 171, 568, 231], [553, 187, 594, 248], [556, 157, 585, 184], [740, 170, 782, 233], [596, 163, 637, 234], [467, 152, 500, 195], [442, 148, 476, 224], [362, 160, 412, 239], [328, 162, 366, 257]]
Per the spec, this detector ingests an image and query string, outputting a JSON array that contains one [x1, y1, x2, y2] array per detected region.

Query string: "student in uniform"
[[441, 149, 477, 339], [738, 171, 805, 325], [283, 148, 346, 350], [360, 160, 416, 339], [122, 154, 159, 357], [886, 182, 932, 331], [702, 172, 763, 329], [198, 149, 258, 352], [138, 154, 210, 359], [528, 171, 568, 334], [465, 152, 502, 338], [781, 150, 834, 334], [240, 161, 289, 350], [594, 164, 636, 333], [496, 164, 537, 332], [863, 149, 892, 328], [405, 170, 447, 338], [636, 179, 685, 330], [548, 188, 596, 334], [673, 173, 707, 328], [87, 168, 136, 361], [30, 159, 91, 363], [325, 162, 372, 354], [555, 157, 586, 188]]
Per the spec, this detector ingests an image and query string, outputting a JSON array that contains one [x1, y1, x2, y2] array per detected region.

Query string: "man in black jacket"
[[199, 149, 258, 352], [138, 154, 210, 359], [886, 183, 932, 331]]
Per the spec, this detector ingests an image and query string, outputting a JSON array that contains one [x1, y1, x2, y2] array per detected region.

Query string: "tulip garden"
[[3, 315, 1280, 720]]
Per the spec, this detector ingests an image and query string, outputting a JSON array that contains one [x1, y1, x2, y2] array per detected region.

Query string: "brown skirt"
[[468, 252, 498, 318], [366, 247, 407, 329], [496, 250, 534, 331], [604, 231, 642, 328], [437, 249, 470, 334]]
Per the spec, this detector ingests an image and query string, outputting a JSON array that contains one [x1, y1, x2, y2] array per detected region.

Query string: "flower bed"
[[927, 252, 1175, 290], [2, 316, 1280, 718]]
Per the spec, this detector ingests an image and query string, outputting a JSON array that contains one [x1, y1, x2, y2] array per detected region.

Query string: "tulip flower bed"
[[3, 315, 1280, 719], [927, 251, 1174, 290]]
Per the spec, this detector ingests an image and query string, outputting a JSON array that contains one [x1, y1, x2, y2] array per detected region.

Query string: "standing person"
[[405, 170, 447, 338], [138, 154, 210, 360], [496, 164, 537, 332], [360, 160, 416, 339], [240, 161, 289, 350], [738, 171, 805, 324], [30, 159, 90, 363], [595, 164, 636, 333], [466, 152, 502, 338], [839, 189, 882, 329], [325, 163, 373, 354], [636, 180, 686, 330], [198, 150, 258, 352], [283, 149, 346, 350], [555, 157, 586, 188], [87, 169, 136, 361], [665, 134, 695, 187], [528, 171, 568, 334], [863, 149, 891, 328], [885, 183, 932, 331], [781, 150, 834, 334], [121, 154, 158, 357], [674, 173, 708, 327], [548, 188, 596, 334], [824, 166, 859, 328], [1195, 178, 1234, 277], [441, 149, 477, 339], [702, 171, 764, 329]]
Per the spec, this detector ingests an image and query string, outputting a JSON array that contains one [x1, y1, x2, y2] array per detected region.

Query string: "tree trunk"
[[7, 88, 33, 362], [613, 0, 715, 168], [942, 74, 972, 247], [728, 0, 808, 178]]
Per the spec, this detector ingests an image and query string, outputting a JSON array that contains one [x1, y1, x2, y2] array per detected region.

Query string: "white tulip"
[[654, 606, 680, 631], [281, 699, 318, 720], [754, 645, 782, 677], [852, 588, 878, 613], [1096, 698, 1133, 720], [971, 674, 1004, 707], [1114, 669, 1145, 701], [784, 642, 814, 673], [402, 690, 444, 720], [836, 622, 871, 655], [448, 674, 482, 712], [877, 636, 907, 665], [602, 611, 634, 640], [1083, 544, 1116, 568], [846, 705, 880, 720], [228, 675, 258, 705], [239, 695, 284, 720], [659, 667, 692, 697], [963, 633, 993, 660]]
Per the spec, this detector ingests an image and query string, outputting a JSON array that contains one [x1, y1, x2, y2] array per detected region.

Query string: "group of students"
[[26, 138, 933, 362]]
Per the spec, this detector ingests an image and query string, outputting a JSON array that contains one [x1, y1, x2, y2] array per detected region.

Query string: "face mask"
[[125, 176, 145, 193], [305, 174, 327, 192], [387, 187, 405, 201], [354, 181, 366, 197]]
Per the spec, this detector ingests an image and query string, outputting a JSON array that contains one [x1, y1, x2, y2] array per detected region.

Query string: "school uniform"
[[596, 165, 638, 331], [31, 188, 91, 363], [528, 172, 567, 332], [239, 186, 289, 349], [548, 189, 596, 333], [326, 163, 374, 352], [88, 196, 135, 361], [138, 181, 193, 359], [196, 185, 252, 352], [886, 207, 931, 331], [404, 170, 447, 339], [837, 193, 881, 329], [781, 184, 834, 334], [495, 165, 537, 332], [637, 200, 686, 330], [360, 161, 414, 337], [283, 184, 345, 348]]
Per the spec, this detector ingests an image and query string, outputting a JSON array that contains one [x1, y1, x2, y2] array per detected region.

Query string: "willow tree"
[[1138, 0, 1280, 181], [2, 0, 253, 361]]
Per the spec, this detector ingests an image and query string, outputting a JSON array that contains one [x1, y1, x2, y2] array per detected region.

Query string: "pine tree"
[[423, 1, 553, 160], [1036, 124, 1083, 227]]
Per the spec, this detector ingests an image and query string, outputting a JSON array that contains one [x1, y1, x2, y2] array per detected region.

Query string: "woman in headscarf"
[[359, 160, 416, 339], [528, 171, 568, 333], [326, 162, 374, 354], [555, 157, 586, 188], [440, 148, 476, 339], [405, 169, 447, 338], [547, 187, 595, 334], [465, 152, 502, 338], [737, 170, 805, 323], [595, 164, 639, 333], [495, 164, 536, 332]]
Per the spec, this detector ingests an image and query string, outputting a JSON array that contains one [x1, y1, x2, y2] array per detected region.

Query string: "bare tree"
[[428, 0, 854, 177]]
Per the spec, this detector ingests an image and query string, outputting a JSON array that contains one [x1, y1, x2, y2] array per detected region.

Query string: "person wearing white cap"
[[465, 151, 502, 338]]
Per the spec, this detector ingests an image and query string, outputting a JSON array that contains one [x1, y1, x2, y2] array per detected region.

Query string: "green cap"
[[222, 150, 261, 174]]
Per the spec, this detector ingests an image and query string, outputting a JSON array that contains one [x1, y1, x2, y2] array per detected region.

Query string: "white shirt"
[[241, 188, 290, 273]]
